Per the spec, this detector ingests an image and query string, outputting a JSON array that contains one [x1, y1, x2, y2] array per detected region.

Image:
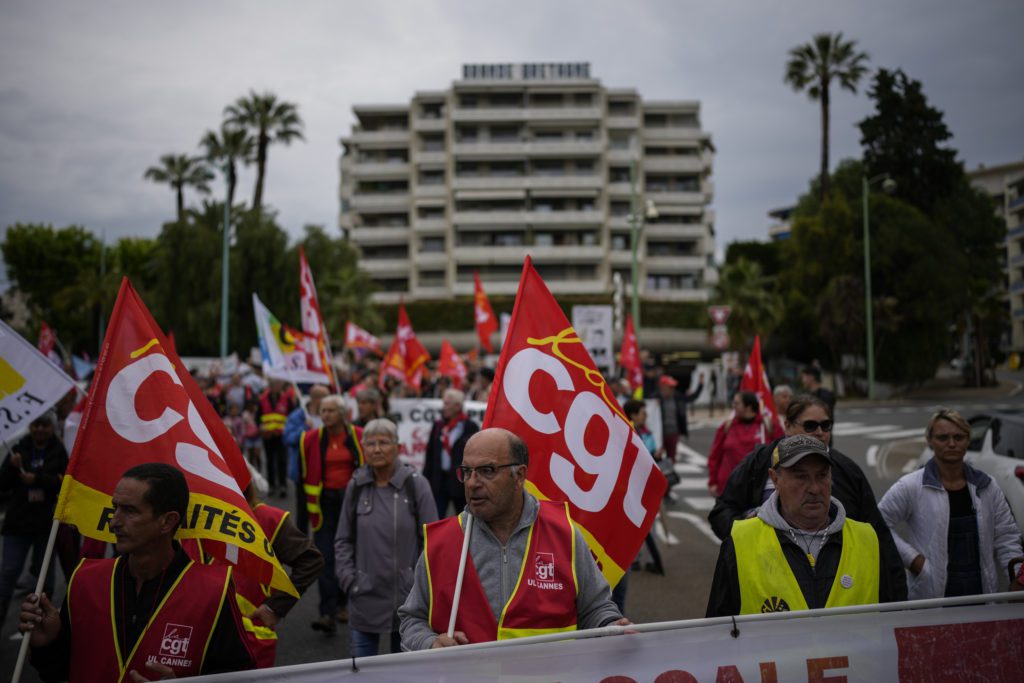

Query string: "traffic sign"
[[708, 305, 731, 326], [712, 329, 730, 350]]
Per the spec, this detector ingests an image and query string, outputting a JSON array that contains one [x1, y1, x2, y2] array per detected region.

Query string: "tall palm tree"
[[715, 257, 782, 350], [143, 154, 214, 223], [785, 33, 870, 199], [199, 124, 255, 209], [223, 91, 304, 212]]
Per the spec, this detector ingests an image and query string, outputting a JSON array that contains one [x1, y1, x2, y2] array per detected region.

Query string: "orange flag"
[[54, 278, 296, 596], [438, 339, 467, 389], [483, 257, 666, 587], [380, 301, 430, 390], [619, 314, 643, 393], [473, 272, 498, 353], [739, 335, 784, 440]]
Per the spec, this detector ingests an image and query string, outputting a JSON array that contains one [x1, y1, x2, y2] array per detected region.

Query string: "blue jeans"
[[314, 489, 345, 618], [0, 533, 54, 602], [350, 628, 400, 658]]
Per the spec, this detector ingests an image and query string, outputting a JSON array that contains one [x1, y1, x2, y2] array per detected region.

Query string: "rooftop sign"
[[462, 63, 591, 81]]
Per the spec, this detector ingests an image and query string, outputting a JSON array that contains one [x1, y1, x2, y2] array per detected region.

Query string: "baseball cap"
[[771, 434, 831, 469], [658, 375, 678, 387]]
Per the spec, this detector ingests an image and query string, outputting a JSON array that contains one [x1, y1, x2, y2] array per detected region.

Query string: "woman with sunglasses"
[[708, 394, 907, 600], [878, 409, 1023, 600]]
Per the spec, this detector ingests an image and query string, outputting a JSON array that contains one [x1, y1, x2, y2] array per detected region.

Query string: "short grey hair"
[[443, 388, 465, 404], [773, 384, 793, 398], [320, 394, 349, 412], [362, 418, 398, 443], [355, 388, 381, 403]]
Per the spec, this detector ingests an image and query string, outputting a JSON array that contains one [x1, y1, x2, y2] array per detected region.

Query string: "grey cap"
[[771, 434, 831, 469]]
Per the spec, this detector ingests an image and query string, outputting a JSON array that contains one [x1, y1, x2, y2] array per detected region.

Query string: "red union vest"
[[67, 557, 232, 682], [424, 500, 578, 642], [258, 389, 295, 437], [233, 503, 289, 668], [300, 425, 364, 531]]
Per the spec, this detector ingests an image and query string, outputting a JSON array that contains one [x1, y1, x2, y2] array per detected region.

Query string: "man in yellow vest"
[[398, 428, 628, 649], [706, 434, 897, 616]]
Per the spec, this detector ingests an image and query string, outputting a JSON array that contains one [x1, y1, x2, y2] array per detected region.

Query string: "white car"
[[919, 412, 1024, 534]]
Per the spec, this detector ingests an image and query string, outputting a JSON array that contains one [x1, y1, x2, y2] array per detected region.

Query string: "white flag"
[[0, 319, 76, 438], [252, 293, 331, 384]]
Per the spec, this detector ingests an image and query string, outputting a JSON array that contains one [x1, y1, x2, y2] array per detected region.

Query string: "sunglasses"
[[797, 419, 833, 433]]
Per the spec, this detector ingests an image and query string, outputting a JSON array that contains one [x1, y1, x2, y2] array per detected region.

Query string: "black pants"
[[263, 435, 287, 489]]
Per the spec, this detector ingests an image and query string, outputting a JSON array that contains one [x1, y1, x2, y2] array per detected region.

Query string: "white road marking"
[[833, 423, 901, 436], [848, 408, 867, 415], [673, 477, 710, 491], [673, 463, 704, 475], [676, 441, 708, 466], [667, 510, 721, 545], [898, 407, 919, 413], [866, 445, 879, 468], [683, 497, 716, 511], [871, 428, 925, 440]]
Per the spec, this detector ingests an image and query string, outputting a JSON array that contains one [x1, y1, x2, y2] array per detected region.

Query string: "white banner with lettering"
[[0, 319, 75, 440], [388, 398, 488, 471], [197, 600, 1022, 682]]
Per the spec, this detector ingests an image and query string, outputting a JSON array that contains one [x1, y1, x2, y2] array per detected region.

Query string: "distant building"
[[338, 63, 717, 309], [968, 161, 1024, 353], [767, 205, 795, 241]]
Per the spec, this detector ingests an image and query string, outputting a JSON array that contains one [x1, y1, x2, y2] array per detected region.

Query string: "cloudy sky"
[[1, 0, 1021, 263]]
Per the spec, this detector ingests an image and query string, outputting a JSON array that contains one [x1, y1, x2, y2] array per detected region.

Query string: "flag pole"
[[11, 519, 60, 683], [447, 511, 474, 639]]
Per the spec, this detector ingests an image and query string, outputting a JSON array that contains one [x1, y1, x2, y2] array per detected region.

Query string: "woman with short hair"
[[879, 408, 1023, 599], [334, 419, 437, 657]]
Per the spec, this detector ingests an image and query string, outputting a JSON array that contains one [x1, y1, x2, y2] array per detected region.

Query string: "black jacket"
[[705, 505, 900, 617], [0, 433, 67, 536], [422, 417, 479, 499], [707, 438, 907, 601], [658, 382, 703, 439]]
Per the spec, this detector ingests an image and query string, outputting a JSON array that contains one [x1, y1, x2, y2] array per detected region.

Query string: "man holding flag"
[[20, 463, 254, 679], [399, 428, 627, 649]]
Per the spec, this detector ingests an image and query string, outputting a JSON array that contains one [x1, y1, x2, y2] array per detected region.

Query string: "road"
[[3, 393, 1021, 677]]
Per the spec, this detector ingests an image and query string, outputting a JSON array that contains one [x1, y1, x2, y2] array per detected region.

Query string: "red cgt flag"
[[54, 278, 296, 596], [739, 335, 784, 440], [473, 272, 498, 353], [438, 339, 467, 389], [37, 320, 62, 367], [483, 258, 666, 587], [298, 247, 337, 390], [345, 321, 383, 356], [380, 302, 431, 390], [619, 314, 643, 393]]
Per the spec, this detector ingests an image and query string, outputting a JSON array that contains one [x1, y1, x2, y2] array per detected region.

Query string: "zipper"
[[501, 545, 510, 604], [392, 488, 399, 615]]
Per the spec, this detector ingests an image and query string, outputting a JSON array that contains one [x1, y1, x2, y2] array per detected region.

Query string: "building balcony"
[[450, 106, 602, 123], [608, 250, 638, 267], [412, 150, 447, 165], [349, 162, 411, 178], [451, 175, 603, 192], [606, 148, 641, 163], [644, 190, 707, 206], [606, 182, 633, 196], [349, 130, 411, 145], [453, 209, 604, 226], [1011, 252, 1024, 266], [360, 258, 411, 275], [413, 218, 447, 232], [452, 245, 604, 263], [1010, 280, 1024, 293], [452, 139, 604, 157], [644, 288, 711, 303], [606, 115, 640, 129], [349, 226, 410, 244], [608, 216, 632, 229], [1010, 195, 1024, 211], [1008, 224, 1024, 239], [411, 285, 452, 298], [644, 255, 707, 272], [349, 193, 411, 211], [642, 156, 706, 173], [413, 251, 449, 268], [641, 127, 706, 143], [413, 118, 447, 132], [645, 224, 707, 240], [413, 184, 448, 199]]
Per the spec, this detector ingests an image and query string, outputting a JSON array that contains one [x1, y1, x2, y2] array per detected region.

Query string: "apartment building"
[[969, 161, 1024, 352], [338, 63, 716, 307]]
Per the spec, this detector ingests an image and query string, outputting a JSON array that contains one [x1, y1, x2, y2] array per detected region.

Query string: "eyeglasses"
[[363, 440, 396, 450], [455, 463, 522, 483], [931, 432, 968, 444], [797, 419, 833, 433]]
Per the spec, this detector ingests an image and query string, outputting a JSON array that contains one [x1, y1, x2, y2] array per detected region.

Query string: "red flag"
[[37, 320, 62, 367], [483, 257, 666, 587], [380, 302, 430, 390], [298, 247, 337, 390], [54, 278, 296, 596], [473, 272, 498, 353], [739, 335, 784, 439], [438, 339, 467, 389], [345, 321, 383, 356], [619, 315, 643, 393]]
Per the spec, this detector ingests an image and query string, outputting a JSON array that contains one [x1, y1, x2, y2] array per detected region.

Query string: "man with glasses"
[[706, 435, 898, 616], [398, 428, 627, 649]]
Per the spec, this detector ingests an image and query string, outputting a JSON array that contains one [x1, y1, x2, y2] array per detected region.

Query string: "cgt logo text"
[[527, 551, 564, 590], [148, 623, 193, 669]]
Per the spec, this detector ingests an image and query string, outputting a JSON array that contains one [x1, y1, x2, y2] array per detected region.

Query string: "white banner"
[[197, 599, 1024, 682], [571, 305, 614, 372], [388, 398, 488, 471], [0, 319, 75, 439]]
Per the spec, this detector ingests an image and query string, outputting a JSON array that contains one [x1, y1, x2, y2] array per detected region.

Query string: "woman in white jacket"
[[879, 408, 1022, 600]]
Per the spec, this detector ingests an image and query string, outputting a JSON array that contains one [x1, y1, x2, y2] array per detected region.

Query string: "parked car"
[[919, 411, 1024, 534]]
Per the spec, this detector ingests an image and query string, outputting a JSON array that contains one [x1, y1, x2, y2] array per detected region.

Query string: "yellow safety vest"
[[733, 516, 879, 614]]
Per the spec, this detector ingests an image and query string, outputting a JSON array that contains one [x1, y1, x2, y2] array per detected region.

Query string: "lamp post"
[[220, 162, 232, 359], [629, 161, 658, 330], [862, 172, 896, 400]]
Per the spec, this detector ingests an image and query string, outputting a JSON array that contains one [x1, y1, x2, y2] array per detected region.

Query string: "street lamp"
[[862, 172, 896, 400], [220, 162, 232, 359], [629, 161, 658, 330]]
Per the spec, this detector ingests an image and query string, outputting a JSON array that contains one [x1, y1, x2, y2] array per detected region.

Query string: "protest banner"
[[253, 292, 331, 385], [0, 319, 76, 439], [483, 257, 666, 587], [197, 597, 1024, 683], [387, 398, 487, 471], [56, 278, 296, 596]]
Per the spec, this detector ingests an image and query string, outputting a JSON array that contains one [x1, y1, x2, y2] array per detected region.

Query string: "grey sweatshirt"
[[398, 492, 623, 650], [757, 492, 847, 566]]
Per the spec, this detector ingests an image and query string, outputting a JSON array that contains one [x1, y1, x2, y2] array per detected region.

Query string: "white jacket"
[[878, 458, 1022, 600]]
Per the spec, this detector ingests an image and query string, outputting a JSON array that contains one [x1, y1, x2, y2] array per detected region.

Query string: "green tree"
[[144, 154, 214, 223], [785, 33, 870, 199], [714, 257, 783, 351], [224, 91, 304, 213], [200, 123, 255, 209], [724, 240, 782, 277]]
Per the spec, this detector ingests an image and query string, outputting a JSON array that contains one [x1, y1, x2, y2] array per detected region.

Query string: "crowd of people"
[[3, 351, 1023, 680]]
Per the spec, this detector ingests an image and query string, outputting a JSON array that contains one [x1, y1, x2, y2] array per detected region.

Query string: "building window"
[[418, 270, 446, 287], [608, 133, 633, 150], [418, 170, 445, 185], [417, 206, 444, 219], [611, 234, 629, 251], [421, 237, 445, 253], [421, 134, 445, 151], [608, 100, 636, 116]]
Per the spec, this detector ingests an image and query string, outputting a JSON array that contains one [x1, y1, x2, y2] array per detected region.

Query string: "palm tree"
[[785, 33, 870, 199], [143, 154, 214, 223], [223, 91, 304, 212], [199, 124, 255, 209], [715, 257, 783, 350]]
